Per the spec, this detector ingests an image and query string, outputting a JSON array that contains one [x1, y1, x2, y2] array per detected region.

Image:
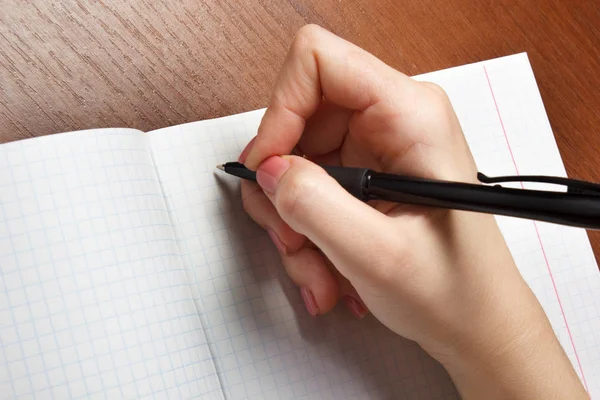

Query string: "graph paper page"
[[0, 130, 223, 399], [148, 53, 600, 399], [149, 112, 453, 400]]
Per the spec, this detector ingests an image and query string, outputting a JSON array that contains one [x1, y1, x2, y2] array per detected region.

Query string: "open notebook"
[[1, 53, 599, 399]]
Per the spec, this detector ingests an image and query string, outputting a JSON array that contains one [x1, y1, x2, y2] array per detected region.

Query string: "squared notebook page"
[[149, 114, 455, 400], [0, 129, 223, 399], [148, 53, 600, 399]]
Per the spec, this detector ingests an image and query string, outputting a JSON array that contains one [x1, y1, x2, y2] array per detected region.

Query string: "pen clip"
[[477, 172, 600, 196]]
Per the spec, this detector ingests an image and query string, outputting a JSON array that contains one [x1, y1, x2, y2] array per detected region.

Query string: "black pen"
[[216, 162, 600, 230]]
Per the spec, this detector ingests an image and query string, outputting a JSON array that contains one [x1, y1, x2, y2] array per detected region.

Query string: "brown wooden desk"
[[1, 1, 599, 257]]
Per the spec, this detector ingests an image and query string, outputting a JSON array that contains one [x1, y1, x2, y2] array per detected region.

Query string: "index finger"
[[244, 24, 418, 170]]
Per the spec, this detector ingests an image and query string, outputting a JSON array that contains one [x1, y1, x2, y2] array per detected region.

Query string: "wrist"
[[427, 277, 587, 399]]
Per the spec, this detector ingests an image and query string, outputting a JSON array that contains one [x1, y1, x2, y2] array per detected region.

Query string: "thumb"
[[256, 155, 397, 280]]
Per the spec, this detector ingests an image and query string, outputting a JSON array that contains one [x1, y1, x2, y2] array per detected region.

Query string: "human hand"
[[240, 22, 500, 350], [240, 25, 587, 399]]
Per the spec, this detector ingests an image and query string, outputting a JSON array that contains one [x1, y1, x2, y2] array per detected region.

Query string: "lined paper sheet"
[[149, 53, 600, 399], [0, 130, 223, 399]]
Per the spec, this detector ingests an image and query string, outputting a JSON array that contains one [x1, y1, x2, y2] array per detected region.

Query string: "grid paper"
[[147, 53, 600, 399], [0, 129, 223, 399], [148, 112, 455, 400]]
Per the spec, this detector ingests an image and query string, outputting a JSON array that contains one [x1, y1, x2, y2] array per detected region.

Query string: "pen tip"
[[216, 164, 224, 171]]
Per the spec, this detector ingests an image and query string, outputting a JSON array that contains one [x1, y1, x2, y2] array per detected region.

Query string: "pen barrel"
[[367, 173, 600, 230], [222, 162, 371, 201], [321, 166, 370, 200]]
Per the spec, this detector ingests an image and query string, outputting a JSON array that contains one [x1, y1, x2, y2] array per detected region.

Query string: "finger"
[[241, 180, 306, 253], [342, 290, 369, 320], [305, 132, 381, 170], [306, 149, 341, 166], [330, 266, 369, 319], [245, 24, 419, 169], [255, 155, 401, 283], [281, 247, 339, 315], [242, 176, 339, 316], [298, 99, 352, 157]]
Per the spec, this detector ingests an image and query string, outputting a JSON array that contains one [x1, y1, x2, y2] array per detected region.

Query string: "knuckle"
[[417, 80, 443, 98], [422, 81, 446, 97], [425, 83, 451, 108], [418, 82, 456, 129], [295, 24, 322, 43], [428, 84, 452, 110], [290, 24, 321, 55]]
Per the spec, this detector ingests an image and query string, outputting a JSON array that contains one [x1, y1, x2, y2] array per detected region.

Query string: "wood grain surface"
[[1, 0, 599, 255]]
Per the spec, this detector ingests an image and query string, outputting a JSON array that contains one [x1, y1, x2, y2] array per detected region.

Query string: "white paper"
[[0, 130, 223, 399], [148, 53, 600, 398]]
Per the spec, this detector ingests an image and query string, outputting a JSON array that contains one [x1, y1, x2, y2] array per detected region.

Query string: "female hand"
[[240, 25, 587, 399]]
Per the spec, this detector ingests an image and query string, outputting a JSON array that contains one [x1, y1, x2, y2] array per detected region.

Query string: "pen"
[[216, 162, 600, 230]]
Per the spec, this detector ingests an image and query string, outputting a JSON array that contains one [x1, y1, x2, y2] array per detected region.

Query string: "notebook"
[[1, 53, 599, 399]]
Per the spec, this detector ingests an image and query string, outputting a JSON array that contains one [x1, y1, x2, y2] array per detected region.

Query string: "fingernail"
[[267, 228, 287, 254], [238, 136, 256, 164], [343, 296, 368, 319], [256, 156, 291, 194], [300, 287, 319, 317]]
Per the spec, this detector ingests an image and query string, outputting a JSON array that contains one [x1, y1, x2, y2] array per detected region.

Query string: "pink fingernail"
[[300, 287, 319, 317], [343, 296, 368, 319], [267, 228, 287, 254], [238, 136, 256, 164], [256, 156, 291, 194]]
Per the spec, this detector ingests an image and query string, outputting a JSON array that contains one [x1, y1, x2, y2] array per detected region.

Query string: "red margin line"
[[483, 65, 589, 392]]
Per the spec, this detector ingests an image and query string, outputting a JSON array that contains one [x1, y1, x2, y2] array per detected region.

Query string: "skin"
[[239, 24, 588, 399]]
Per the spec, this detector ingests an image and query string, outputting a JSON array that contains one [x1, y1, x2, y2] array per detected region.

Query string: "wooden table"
[[1, 1, 599, 256]]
